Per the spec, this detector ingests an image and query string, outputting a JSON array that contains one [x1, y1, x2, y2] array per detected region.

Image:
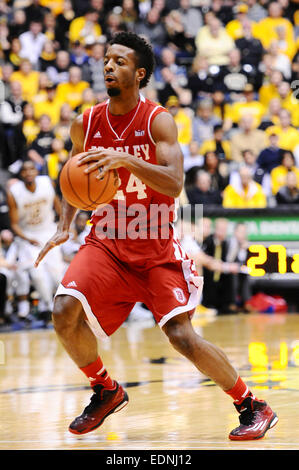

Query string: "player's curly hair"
[[109, 32, 155, 89]]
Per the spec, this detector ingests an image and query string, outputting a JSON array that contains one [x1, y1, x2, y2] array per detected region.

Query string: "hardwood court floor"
[[0, 312, 298, 450]]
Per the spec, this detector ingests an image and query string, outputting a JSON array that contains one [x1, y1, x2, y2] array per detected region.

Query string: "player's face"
[[21, 162, 38, 184], [103, 44, 145, 97]]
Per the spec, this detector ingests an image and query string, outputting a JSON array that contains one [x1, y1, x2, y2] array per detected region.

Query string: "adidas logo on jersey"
[[67, 281, 78, 288], [93, 131, 102, 138], [135, 130, 145, 137]]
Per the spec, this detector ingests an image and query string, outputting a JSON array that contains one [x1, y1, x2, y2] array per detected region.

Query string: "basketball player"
[[35, 32, 277, 440], [7, 161, 65, 320]]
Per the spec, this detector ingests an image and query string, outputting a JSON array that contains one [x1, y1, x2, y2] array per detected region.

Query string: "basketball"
[[59, 153, 119, 211]]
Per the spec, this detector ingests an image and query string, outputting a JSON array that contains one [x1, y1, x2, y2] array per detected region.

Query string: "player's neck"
[[25, 182, 36, 193], [108, 89, 140, 116]]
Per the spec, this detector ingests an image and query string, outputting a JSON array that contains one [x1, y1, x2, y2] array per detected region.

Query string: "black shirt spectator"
[[276, 172, 299, 204], [186, 170, 222, 206], [256, 133, 282, 174], [27, 115, 55, 173]]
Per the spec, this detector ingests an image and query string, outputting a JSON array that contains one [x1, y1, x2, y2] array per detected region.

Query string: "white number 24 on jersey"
[[114, 174, 147, 200]]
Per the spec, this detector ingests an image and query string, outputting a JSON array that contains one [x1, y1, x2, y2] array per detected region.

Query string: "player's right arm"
[[34, 115, 84, 267]]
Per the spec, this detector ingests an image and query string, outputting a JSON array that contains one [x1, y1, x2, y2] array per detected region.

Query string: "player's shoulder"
[[142, 95, 167, 114]]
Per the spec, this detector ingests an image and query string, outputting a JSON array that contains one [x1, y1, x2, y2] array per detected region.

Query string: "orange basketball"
[[59, 153, 119, 211]]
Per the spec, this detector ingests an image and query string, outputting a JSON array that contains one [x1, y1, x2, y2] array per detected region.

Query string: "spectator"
[[257, 132, 283, 174], [56, 66, 89, 110], [200, 151, 229, 192], [81, 41, 106, 99], [7, 9, 27, 40], [75, 87, 97, 115], [22, 102, 40, 145], [230, 114, 267, 162], [255, 1, 295, 50], [54, 103, 73, 151], [10, 58, 40, 103], [43, 12, 58, 44], [259, 68, 284, 108], [276, 171, 299, 204], [177, 0, 203, 39], [247, 0, 267, 23], [0, 80, 27, 170], [103, 12, 127, 43], [164, 9, 195, 57], [0, 18, 11, 58], [199, 124, 232, 161], [265, 109, 299, 152], [69, 40, 89, 67], [195, 17, 235, 66], [27, 114, 56, 173], [183, 140, 204, 173], [46, 50, 71, 85], [155, 47, 187, 89], [192, 99, 221, 147], [235, 19, 264, 69], [34, 81, 62, 126], [221, 49, 262, 98], [226, 3, 259, 41], [165, 95, 192, 157], [226, 223, 252, 312], [134, 8, 167, 52], [19, 20, 46, 67], [23, 0, 50, 26], [201, 218, 235, 314], [69, 7, 102, 45], [229, 149, 269, 193], [46, 138, 69, 182], [38, 40, 57, 72], [276, 24, 297, 62], [270, 150, 299, 195], [0, 185, 10, 229], [267, 39, 291, 80], [222, 165, 267, 208], [259, 97, 282, 130], [224, 83, 266, 131], [6, 37, 22, 70], [187, 55, 223, 101], [55, 0, 76, 50], [120, 0, 139, 32], [0, 62, 13, 99], [186, 170, 222, 206]]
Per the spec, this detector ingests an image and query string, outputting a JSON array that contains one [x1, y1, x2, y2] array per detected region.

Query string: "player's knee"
[[164, 322, 195, 354], [52, 295, 82, 337]]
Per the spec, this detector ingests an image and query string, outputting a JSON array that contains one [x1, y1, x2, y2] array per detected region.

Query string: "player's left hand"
[[77, 149, 130, 179]]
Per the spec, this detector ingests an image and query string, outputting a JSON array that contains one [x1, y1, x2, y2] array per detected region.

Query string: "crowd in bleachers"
[[0, 0, 299, 207], [1, 0, 299, 325]]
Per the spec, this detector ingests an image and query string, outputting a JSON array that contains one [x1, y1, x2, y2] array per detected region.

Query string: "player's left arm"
[[77, 112, 184, 198]]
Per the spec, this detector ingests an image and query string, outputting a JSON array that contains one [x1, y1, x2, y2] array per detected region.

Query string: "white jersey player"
[[7, 161, 65, 317]]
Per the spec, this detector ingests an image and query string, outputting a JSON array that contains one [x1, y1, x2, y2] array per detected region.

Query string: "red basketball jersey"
[[82, 94, 176, 236]]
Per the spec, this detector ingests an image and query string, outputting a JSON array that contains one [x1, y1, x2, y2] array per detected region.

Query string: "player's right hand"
[[34, 230, 69, 268]]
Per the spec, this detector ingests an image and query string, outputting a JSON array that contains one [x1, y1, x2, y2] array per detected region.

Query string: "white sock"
[[18, 300, 30, 318]]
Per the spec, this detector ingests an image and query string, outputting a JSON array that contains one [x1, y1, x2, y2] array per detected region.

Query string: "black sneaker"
[[69, 381, 129, 435]]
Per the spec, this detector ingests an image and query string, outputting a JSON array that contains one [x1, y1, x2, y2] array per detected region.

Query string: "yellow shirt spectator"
[[225, 100, 266, 129], [271, 165, 299, 195], [255, 13, 294, 49], [69, 12, 102, 45], [56, 67, 89, 110], [34, 98, 62, 126], [11, 66, 40, 102], [199, 139, 231, 160], [23, 119, 40, 144], [223, 166, 267, 208], [39, 0, 64, 16], [265, 125, 299, 152], [223, 181, 267, 208]]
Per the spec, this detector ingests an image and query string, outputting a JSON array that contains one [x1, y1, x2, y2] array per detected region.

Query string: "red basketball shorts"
[[55, 225, 203, 339]]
